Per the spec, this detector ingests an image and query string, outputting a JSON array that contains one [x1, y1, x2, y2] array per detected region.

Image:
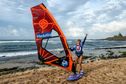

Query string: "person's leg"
[[78, 55, 83, 73], [72, 60, 76, 74], [75, 56, 79, 72]]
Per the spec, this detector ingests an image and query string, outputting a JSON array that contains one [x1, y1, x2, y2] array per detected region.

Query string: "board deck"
[[67, 72, 85, 81]]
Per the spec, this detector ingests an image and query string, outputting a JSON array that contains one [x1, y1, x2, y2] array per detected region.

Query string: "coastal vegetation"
[[105, 33, 126, 41]]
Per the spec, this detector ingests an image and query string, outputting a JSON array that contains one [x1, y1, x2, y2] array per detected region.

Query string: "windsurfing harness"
[[31, 3, 75, 72]]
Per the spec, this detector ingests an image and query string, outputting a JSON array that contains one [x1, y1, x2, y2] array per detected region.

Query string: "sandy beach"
[[0, 54, 52, 76], [0, 57, 126, 84]]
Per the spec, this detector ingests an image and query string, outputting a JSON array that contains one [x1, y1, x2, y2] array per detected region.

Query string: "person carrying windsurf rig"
[[70, 34, 87, 76]]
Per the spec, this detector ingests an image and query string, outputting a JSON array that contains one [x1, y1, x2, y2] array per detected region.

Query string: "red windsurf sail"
[[31, 3, 74, 72]]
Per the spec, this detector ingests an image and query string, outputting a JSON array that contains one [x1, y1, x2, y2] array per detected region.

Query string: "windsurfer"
[[70, 39, 85, 75]]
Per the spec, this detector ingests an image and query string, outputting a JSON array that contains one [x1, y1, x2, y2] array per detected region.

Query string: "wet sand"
[[0, 54, 51, 76], [0, 57, 126, 84]]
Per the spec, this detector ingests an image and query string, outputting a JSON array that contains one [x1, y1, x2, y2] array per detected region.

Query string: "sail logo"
[[37, 32, 51, 38]]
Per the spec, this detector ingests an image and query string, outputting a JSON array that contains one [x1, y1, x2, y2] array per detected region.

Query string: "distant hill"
[[105, 33, 126, 41]]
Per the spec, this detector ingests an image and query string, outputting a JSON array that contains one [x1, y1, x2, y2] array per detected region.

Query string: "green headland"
[[105, 33, 126, 41]]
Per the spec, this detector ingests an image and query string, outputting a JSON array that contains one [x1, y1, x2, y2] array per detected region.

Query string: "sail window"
[[42, 30, 66, 57]]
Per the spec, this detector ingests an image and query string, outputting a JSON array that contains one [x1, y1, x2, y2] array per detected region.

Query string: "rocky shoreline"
[[105, 33, 126, 41]]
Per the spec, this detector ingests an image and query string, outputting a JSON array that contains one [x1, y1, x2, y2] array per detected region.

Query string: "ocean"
[[0, 39, 126, 57]]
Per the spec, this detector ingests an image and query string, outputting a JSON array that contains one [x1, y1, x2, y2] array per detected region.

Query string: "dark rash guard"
[[70, 43, 83, 57]]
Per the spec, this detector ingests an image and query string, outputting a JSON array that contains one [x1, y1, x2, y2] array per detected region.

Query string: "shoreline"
[[0, 52, 126, 76], [0, 46, 126, 76], [0, 54, 44, 75]]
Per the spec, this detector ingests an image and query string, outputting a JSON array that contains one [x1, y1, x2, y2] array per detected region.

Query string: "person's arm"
[[60, 46, 75, 53], [82, 34, 88, 48], [69, 45, 76, 51]]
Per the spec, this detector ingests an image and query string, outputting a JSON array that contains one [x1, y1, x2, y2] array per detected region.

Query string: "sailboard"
[[31, 3, 75, 72]]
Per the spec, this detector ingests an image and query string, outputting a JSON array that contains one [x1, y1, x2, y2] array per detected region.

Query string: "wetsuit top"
[[70, 43, 83, 57]]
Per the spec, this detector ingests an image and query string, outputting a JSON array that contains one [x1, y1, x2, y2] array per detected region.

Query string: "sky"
[[0, 0, 126, 40]]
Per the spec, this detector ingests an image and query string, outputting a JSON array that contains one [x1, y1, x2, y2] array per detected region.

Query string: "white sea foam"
[[0, 48, 63, 57], [49, 48, 63, 51], [0, 40, 72, 44], [0, 41, 35, 44], [0, 51, 37, 57]]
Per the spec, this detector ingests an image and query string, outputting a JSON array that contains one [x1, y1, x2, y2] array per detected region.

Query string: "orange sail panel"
[[31, 3, 74, 71]]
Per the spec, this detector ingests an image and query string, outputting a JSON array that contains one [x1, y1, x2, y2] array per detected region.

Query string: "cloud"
[[91, 20, 126, 32], [58, 0, 126, 39], [0, 25, 34, 40], [0, 0, 35, 39], [0, 0, 126, 39], [47, 0, 89, 12], [64, 21, 86, 38]]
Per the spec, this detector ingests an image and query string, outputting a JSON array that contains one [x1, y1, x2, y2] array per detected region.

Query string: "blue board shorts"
[[75, 52, 83, 57]]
